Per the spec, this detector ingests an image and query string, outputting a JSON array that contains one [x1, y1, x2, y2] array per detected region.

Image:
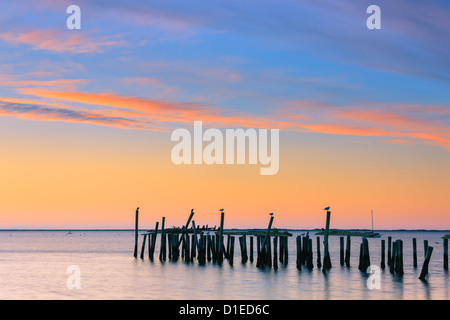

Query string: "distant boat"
[[370, 209, 381, 237], [66, 230, 72, 235], [315, 209, 381, 238]]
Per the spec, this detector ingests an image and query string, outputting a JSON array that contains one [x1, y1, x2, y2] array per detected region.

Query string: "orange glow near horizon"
[[0, 118, 448, 230]]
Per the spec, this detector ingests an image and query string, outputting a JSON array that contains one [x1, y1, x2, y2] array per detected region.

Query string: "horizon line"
[[1, 228, 449, 232]]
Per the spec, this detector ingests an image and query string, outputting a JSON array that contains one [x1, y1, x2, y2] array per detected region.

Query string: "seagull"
[[269, 212, 274, 216], [324, 206, 330, 211], [219, 208, 224, 212]]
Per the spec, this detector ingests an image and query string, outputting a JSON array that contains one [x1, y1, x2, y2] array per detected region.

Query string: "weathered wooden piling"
[[390, 240, 397, 274], [184, 234, 191, 262], [140, 234, 147, 260], [160, 233, 167, 261], [191, 234, 196, 259], [359, 243, 364, 271], [358, 237, 370, 272], [181, 234, 185, 260], [228, 236, 235, 266], [316, 236, 322, 269], [256, 216, 274, 269], [198, 234, 206, 265], [307, 238, 314, 269], [301, 235, 308, 265], [396, 240, 404, 275], [444, 238, 448, 270], [296, 236, 302, 270], [365, 238, 371, 270], [322, 210, 332, 271], [250, 236, 254, 263], [340, 237, 344, 266], [174, 233, 180, 261], [168, 232, 172, 260], [148, 230, 152, 260], [178, 209, 195, 248], [279, 236, 284, 263], [218, 210, 225, 265], [424, 240, 429, 258], [204, 234, 209, 264], [159, 217, 166, 261], [149, 221, 159, 261], [171, 233, 180, 261], [207, 235, 212, 262], [345, 235, 351, 267], [239, 235, 248, 263], [133, 207, 139, 258], [412, 238, 417, 268], [283, 236, 288, 264], [169, 233, 174, 261], [256, 235, 261, 263], [191, 221, 200, 252], [225, 235, 231, 260], [387, 236, 392, 266], [204, 234, 210, 265], [381, 239, 385, 269], [419, 246, 434, 280], [273, 237, 278, 270]]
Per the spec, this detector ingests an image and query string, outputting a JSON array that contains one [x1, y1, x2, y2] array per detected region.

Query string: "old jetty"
[[132, 207, 448, 282]]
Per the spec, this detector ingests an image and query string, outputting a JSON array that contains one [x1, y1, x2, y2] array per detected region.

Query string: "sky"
[[0, 0, 449, 229]]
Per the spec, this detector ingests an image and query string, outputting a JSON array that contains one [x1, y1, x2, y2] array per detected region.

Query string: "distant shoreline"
[[1, 228, 449, 232]]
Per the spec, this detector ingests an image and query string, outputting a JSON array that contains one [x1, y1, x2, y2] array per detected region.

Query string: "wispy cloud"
[[0, 29, 126, 53], [10, 88, 302, 131], [0, 100, 152, 130], [0, 78, 90, 91], [279, 100, 450, 151], [2, 85, 450, 151]]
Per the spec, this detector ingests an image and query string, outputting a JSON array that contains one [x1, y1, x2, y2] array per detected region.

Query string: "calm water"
[[0, 230, 448, 300]]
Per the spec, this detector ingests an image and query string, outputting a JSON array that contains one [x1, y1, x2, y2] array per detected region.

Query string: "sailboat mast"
[[371, 209, 374, 233]]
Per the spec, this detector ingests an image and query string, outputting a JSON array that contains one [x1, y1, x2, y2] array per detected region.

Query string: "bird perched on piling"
[[324, 206, 330, 211]]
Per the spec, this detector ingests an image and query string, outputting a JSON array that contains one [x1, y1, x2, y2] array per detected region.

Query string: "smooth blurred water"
[[0, 230, 448, 300]]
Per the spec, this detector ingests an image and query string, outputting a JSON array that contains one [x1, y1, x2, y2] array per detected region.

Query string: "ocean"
[[0, 230, 448, 300]]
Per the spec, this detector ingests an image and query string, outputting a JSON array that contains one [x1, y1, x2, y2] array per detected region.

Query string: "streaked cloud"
[[280, 100, 450, 150], [0, 29, 126, 53], [0, 78, 90, 91], [8, 85, 450, 151], [0, 100, 152, 130]]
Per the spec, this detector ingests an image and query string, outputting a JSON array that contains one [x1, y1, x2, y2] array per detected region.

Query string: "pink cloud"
[[0, 78, 90, 91], [279, 100, 450, 151], [0, 30, 126, 53], [4, 84, 450, 151]]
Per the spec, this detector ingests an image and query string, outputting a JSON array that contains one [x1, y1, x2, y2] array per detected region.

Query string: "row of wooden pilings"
[[133, 208, 449, 281], [138, 213, 291, 268]]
